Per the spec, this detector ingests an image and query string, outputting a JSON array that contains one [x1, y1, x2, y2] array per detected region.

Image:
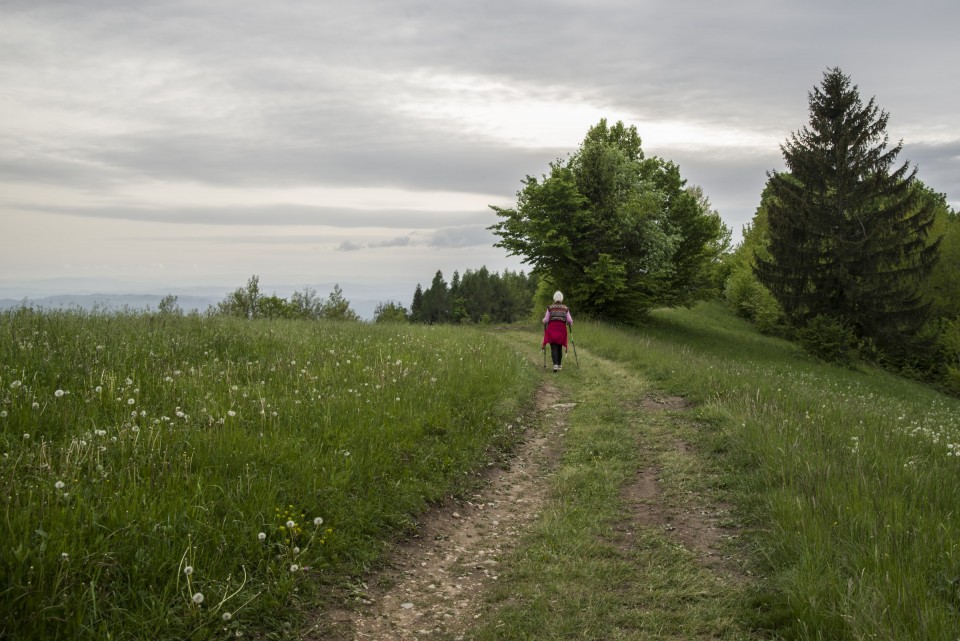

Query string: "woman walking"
[[542, 291, 573, 372]]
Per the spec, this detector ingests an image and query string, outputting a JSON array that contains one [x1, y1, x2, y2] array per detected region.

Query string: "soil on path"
[[306, 352, 743, 640], [307, 383, 571, 640]]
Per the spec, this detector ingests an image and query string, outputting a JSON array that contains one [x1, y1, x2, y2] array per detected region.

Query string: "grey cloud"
[[373, 236, 413, 248], [904, 141, 960, 208], [336, 240, 364, 252], [425, 225, 499, 248], [334, 225, 495, 252], [89, 132, 559, 195], [12, 203, 495, 229], [4, 0, 960, 264]]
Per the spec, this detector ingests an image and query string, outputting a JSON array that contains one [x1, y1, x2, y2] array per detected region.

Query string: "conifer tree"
[[410, 284, 423, 322], [755, 68, 940, 345]]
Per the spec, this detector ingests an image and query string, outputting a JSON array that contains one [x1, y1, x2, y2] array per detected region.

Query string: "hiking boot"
[[552, 365, 559, 372]]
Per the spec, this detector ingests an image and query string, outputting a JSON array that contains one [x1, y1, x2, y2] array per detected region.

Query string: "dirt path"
[[308, 383, 572, 640], [306, 346, 744, 640]]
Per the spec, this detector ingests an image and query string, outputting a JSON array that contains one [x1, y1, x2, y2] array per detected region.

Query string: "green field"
[[4, 303, 960, 640], [0, 309, 538, 639], [581, 303, 960, 639]]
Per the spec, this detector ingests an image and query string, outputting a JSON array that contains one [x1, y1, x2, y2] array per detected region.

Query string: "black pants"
[[550, 343, 564, 366]]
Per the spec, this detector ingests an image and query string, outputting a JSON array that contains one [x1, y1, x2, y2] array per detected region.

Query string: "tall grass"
[[0, 309, 538, 640], [581, 301, 960, 639]]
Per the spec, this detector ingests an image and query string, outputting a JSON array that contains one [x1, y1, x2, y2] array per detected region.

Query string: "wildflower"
[[228, 410, 236, 417], [54, 389, 64, 398], [95, 386, 102, 393], [293, 547, 300, 554], [313, 517, 323, 526], [55, 481, 65, 490], [286, 520, 295, 529], [192, 592, 204, 604], [222, 612, 232, 621], [23, 433, 29, 440], [32, 402, 39, 409], [61, 552, 68, 561], [289, 564, 299, 572], [127, 398, 135, 405], [258, 532, 266, 541], [183, 566, 193, 576]]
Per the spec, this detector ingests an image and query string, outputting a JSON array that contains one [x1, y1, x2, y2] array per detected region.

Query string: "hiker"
[[542, 291, 573, 372]]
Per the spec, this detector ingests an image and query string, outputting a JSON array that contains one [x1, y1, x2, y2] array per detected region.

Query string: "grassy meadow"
[[0, 309, 538, 640], [578, 302, 960, 639], [5, 301, 960, 640]]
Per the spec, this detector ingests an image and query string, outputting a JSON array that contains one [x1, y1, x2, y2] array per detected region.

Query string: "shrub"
[[798, 315, 858, 364]]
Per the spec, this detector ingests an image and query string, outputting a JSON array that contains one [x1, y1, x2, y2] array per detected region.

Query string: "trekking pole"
[[570, 327, 580, 368], [542, 346, 546, 369]]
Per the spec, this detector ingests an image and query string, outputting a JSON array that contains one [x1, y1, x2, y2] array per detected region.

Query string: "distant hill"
[[0, 293, 221, 313], [0, 293, 383, 320]]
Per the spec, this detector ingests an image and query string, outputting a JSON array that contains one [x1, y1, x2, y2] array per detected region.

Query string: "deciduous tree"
[[490, 119, 729, 322]]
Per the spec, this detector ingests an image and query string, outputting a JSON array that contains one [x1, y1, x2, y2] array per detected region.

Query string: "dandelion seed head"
[[55, 481, 65, 489], [286, 520, 295, 529], [258, 532, 266, 541], [313, 517, 323, 526], [54, 389, 64, 398], [289, 564, 299, 572], [222, 612, 232, 621], [183, 566, 193, 575], [192, 592, 204, 604]]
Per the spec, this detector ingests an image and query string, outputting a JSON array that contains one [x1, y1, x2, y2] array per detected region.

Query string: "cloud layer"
[[2, 0, 958, 298]]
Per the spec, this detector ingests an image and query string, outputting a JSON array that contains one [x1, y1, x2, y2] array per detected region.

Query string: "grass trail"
[[461, 329, 760, 640]]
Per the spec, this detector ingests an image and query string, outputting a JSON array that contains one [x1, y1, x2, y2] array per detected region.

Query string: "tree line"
[[405, 267, 537, 324], [490, 67, 959, 393], [196, 270, 537, 325], [722, 67, 960, 392], [212, 275, 360, 321]]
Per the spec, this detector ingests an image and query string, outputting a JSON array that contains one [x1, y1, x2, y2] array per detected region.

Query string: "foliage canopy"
[[755, 68, 940, 347], [490, 119, 730, 323]]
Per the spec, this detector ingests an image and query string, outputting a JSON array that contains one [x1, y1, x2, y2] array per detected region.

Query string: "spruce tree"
[[755, 67, 940, 346], [410, 284, 423, 322]]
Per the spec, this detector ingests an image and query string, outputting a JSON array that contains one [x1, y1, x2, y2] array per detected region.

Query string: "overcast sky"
[[2, 0, 958, 306]]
